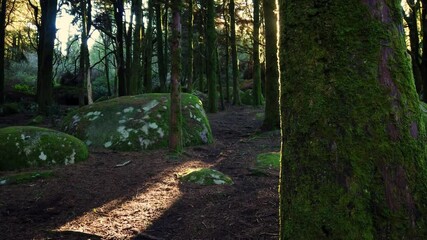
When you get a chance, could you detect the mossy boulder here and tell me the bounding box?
[62,93,213,151]
[179,168,233,185]
[0,126,89,171]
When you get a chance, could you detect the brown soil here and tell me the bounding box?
[0,105,280,240]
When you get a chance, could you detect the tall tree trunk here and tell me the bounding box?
[187,0,194,93]
[169,0,183,153]
[114,0,127,96]
[125,4,134,94]
[279,0,427,238]
[217,49,225,110]
[129,0,143,95]
[164,4,169,90]
[144,0,154,93]
[206,0,217,113]
[79,0,92,106]
[252,0,262,106]
[261,0,279,130]
[230,0,240,105]
[36,0,57,114]
[404,0,422,93]
[0,0,6,105]
[223,0,230,103]
[156,1,167,92]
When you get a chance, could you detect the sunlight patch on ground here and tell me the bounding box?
[56,160,212,239]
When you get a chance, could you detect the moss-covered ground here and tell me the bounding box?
[0,171,54,185]
[179,168,233,185]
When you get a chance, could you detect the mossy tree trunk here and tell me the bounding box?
[230,0,241,105]
[169,0,183,153]
[0,0,6,105]
[261,0,279,130]
[164,4,169,90]
[206,0,218,113]
[252,0,262,106]
[34,0,57,114]
[403,0,422,94]
[156,1,167,93]
[279,0,427,238]
[144,0,154,93]
[114,0,127,96]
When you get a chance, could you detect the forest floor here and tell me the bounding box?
[0,105,280,240]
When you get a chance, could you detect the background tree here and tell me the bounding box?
[206,0,217,113]
[143,0,154,93]
[169,0,182,153]
[0,0,7,105]
[129,0,143,95]
[113,0,126,96]
[186,0,193,92]
[279,0,427,238]
[156,0,166,92]
[29,0,58,114]
[229,0,240,105]
[251,0,261,106]
[261,0,279,130]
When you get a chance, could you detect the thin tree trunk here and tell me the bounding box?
[114,0,126,96]
[206,0,217,113]
[252,0,262,106]
[164,4,169,90]
[279,0,427,238]
[125,3,134,94]
[223,0,230,103]
[187,0,194,93]
[230,0,240,105]
[404,0,422,93]
[156,1,166,92]
[144,0,154,93]
[0,0,6,105]
[129,0,142,95]
[261,0,279,130]
[217,49,225,110]
[169,0,183,153]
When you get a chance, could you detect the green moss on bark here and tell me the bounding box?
[279,0,427,239]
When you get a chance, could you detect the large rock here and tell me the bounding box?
[62,93,213,151]
[0,126,89,171]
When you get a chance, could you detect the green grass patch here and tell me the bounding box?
[179,168,233,185]
[0,171,54,185]
[256,152,280,170]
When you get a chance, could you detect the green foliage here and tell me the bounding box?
[0,171,53,185]
[256,152,280,170]
[13,83,35,95]
[0,126,89,171]
[5,52,38,85]
[179,168,233,185]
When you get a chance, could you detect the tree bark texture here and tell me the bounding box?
[279,0,427,238]
[261,0,279,130]
[156,2,167,92]
[252,0,262,106]
[144,0,154,93]
[114,0,127,96]
[187,0,194,93]
[36,0,57,114]
[207,0,218,113]
[0,0,6,105]
[169,0,183,153]
[404,0,422,93]
[230,0,241,105]
[129,0,143,95]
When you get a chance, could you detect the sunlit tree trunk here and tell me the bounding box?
[35,0,57,114]
[261,0,279,130]
[404,0,422,93]
[230,0,240,105]
[0,0,6,105]
[279,0,427,238]
[169,0,183,153]
[207,0,218,113]
[252,0,262,106]
[144,0,154,93]
[114,0,127,96]
[156,1,167,92]
[129,0,143,95]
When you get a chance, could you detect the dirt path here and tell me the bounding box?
[0,105,280,240]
